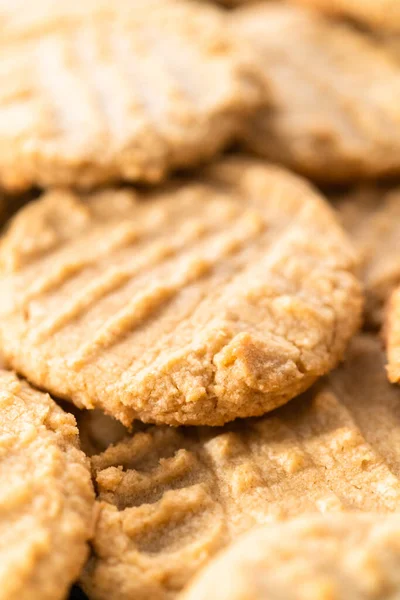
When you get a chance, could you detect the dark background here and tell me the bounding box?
[70,586,88,600]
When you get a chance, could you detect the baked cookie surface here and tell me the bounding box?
[181,513,400,600]
[0,0,261,191]
[234,3,400,182]
[81,336,400,600]
[0,157,361,425]
[0,370,94,600]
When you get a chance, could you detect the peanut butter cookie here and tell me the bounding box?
[0,157,361,425]
[181,513,400,600]
[0,370,94,600]
[0,0,261,191]
[234,3,400,182]
[81,336,400,600]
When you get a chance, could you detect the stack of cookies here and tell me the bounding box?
[0,1,400,599]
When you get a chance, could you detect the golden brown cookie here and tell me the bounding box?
[0,370,94,600]
[233,3,400,182]
[81,335,400,600]
[0,0,262,192]
[0,156,361,426]
[181,513,400,600]
[291,0,400,33]
[335,186,400,327]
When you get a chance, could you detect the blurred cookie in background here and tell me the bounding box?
[233,3,400,182]
[0,0,262,191]
[180,513,400,600]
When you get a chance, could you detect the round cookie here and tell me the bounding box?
[81,336,400,600]
[335,186,400,327]
[291,0,400,33]
[0,156,362,425]
[0,0,262,191]
[181,513,400,600]
[0,370,94,600]
[233,3,400,182]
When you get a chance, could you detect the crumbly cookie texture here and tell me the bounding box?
[0,0,262,192]
[335,186,400,327]
[0,370,94,600]
[180,513,400,600]
[233,3,400,182]
[0,156,362,426]
[291,0,400,33]
[81,335,400,600]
